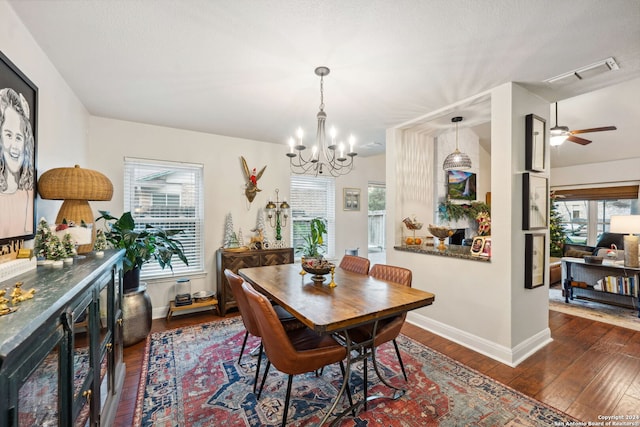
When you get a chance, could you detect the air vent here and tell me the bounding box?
[544,57,619,85]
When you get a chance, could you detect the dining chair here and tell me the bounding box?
[339,254,371,275]
[242,282,352,427]
[223,269,301,393]
[348,263,412,404]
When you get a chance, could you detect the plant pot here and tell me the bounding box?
[122,283,152,346]
[52,260,64,268]
[123,267,141,293]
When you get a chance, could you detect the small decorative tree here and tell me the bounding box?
[46,234,67,261]
[61,233,77,259]
[34,218,53,259]
[549,192,566,257]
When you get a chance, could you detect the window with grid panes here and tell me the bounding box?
[290,175,335,259]
[124,157,204,278]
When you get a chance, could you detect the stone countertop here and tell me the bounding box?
[0,249,123,360]
[394,244,491,262]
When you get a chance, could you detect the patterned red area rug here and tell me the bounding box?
[134,317,576,426]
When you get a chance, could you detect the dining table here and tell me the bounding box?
[239,262,435,426]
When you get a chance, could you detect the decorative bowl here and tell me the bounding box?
[301,258,334,283]
[427,225,453,239]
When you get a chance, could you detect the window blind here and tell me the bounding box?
[553,185,639,201]
[290,175,336,258]
[124,157,204,279]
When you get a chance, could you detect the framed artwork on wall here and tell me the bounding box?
[522,173,548,230]
[525,233,546,289]
[343,187,360,211]
[0,50,38,246]
[525,113,546,172]
[447,170,476,200]
[470,236,485,256]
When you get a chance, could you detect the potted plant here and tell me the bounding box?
[95,211,189,292]
[296,217,327,259]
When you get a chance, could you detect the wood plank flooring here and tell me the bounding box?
[114,309,640,426]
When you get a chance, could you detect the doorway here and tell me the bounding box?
[368,182,386,264]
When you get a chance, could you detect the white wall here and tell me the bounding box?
[87,116,383,317]
[1,2,90,226]
[551,157,640,188]
[386,83,551,366]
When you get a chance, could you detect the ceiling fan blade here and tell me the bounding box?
[567,135,592,145]
[570,126,617,135]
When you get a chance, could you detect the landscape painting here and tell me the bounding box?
[447,171,476,200]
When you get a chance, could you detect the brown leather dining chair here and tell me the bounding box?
[242,281,352,427]
[348,263,412,403]
[339,254,371,275]
[223,269,301,393]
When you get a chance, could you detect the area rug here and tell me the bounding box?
[549,286,640,332]
[133,317,576,426]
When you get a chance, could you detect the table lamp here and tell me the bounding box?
[609,215,640,268]
[38,165,113,254]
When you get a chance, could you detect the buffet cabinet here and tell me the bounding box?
[0,250,125,426]
[216,247,293,316]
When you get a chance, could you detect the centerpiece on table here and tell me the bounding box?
[296,218,335,285]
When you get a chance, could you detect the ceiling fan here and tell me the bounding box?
[550,102,617,146]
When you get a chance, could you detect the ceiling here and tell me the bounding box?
[8,0,640,168]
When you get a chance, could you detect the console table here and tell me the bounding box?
[216,247,293,316]
[0,250,125,426]
[562,257,640,317]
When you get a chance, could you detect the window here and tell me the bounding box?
[290,175,335,259]
[554,185,639,245]
[124,158,204,278]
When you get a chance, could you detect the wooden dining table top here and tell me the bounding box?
[238,263,435,335]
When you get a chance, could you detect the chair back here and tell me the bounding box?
[241,282,302,373]
[369,264,412,287]
[224,269,261,337]
[339,255,371,275]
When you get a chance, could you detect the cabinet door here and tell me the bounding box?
[219,252,260,314]
[261,249,293,266]
[9,326,66,426]
[69,292,94,426]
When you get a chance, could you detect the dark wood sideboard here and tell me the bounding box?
[0,250,125,426]
[216,247,293,316]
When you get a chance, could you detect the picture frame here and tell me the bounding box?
[525,233,546,289]
[470,236,485,256]
[343,188,360,211]
[522,173,548,230]
[447,170,476,200]
[525,113,546,172]
[480,237,491,257]
[0,50,38,246]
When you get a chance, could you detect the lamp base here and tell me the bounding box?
[623,235,639,268]
[56,200,95,254]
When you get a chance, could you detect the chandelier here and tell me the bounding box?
[443,116,472,171]
[286,66,357,176]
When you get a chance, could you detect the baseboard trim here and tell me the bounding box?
[406,311,552,367]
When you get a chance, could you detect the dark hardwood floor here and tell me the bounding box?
[114,309,640,426]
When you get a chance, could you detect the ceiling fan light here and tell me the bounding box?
[550,134,568,146]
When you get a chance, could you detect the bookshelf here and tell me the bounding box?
[562,257,640,318]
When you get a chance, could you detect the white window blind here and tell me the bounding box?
[290,175,335,259]
[124,157,204,279]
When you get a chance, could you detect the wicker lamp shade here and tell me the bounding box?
[38,165,113,254]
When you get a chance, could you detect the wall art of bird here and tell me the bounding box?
[241,156,266,203]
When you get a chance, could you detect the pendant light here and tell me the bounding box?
[443,116,472,171]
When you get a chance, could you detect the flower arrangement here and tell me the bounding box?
[476,212,491,236]
[438,201,490,222]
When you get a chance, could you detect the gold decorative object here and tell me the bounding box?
[241,156,266,203]
[328,266,337,288]
[10,281,36,304]
[0,290,17,316]
[37,165,113,253]
[428,224,454,251]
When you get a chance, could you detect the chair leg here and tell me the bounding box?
[392,339,408,381]
[253,342,263,394]
[238,331,249,364]
[339,361,355,416]
[257,360,271,400]
[281,374,294,427]
[363,353,368,411]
